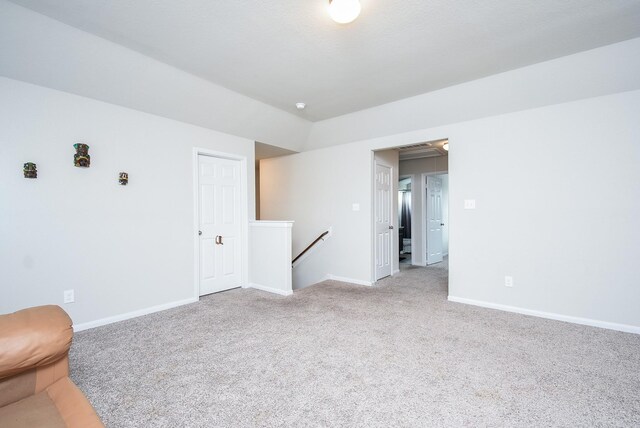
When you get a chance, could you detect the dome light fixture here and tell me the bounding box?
[443,141,449,151]
[328,0,362,24]
[296,102,306,110]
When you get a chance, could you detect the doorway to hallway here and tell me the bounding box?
[372,138,449,286]
[398,177,412,265]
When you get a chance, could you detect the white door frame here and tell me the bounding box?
[421,171,448,267]
[192,148,249,299]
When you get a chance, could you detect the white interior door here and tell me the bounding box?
[198,155,242,295]
[426,176,443,265]
[375,164,392,280]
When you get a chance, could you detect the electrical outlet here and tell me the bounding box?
[63,289,75,304]
[504,276,513,288]
[464,199,476,210]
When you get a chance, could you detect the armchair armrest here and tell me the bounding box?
[0,305,73,380]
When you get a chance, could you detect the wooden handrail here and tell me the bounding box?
[292,231,330,265]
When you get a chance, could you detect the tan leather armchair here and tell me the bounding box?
[0,305,104,428]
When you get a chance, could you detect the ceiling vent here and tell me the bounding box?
[396,140,448,160]
[396,142,433,151]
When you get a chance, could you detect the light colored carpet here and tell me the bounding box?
[70,261,640,427]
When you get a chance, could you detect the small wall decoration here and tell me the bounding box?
[23,162,37,178]
[73,143,91,167]
[119,172,129,185]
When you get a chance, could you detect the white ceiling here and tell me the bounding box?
[8,0,640,121]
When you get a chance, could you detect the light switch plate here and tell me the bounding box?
[464,199,476,210]
[352,203,360,212]
[63,289,74,304]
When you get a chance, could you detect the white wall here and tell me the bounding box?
[260,143,373,287]
[260,88,640,331]
[2,0,639,333]
[249,221,293,296]
[0,0,310,152]
[0,77,255,326]
[306,38,640,150]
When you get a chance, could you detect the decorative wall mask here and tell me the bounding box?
[73,143,90,167]
[23,162,37,178]
[119,172,128,185]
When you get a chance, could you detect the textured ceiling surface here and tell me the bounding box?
[9,0,640,121]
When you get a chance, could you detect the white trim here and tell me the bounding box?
[447,296,640,335]
[193,148,249,299]
[370,151,376,284]
[421,173,427,266]
[326,274,373,287]
[73,298,198,332]
[248,283,293,296]
[249,220,294,228]
[392,268,400,274]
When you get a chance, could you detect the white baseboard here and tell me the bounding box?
[326,274,373,287]
[73,297,199,332]
[392,269,400,275]
[248,283,293,296]
[447,295,640,335]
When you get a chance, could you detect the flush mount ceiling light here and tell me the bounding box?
[328,0,361,24]
[296,102,306,110]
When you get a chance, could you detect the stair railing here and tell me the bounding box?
[292,230,330,266]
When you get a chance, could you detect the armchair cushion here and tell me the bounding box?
[0,377,103,428]
[0,306,73,380]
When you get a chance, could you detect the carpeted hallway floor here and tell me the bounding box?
[70,261,640,427]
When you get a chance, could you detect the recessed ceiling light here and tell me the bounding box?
[296,102,306,110]
[328,0,361,24]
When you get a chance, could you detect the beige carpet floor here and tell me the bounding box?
[70,261,640,427]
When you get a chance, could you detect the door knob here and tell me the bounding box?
[389,225,394,230]
[215,235,224,245]
[198,230,202,236]
[440,223,445,226]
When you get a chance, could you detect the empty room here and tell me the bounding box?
[1,1,639,427]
